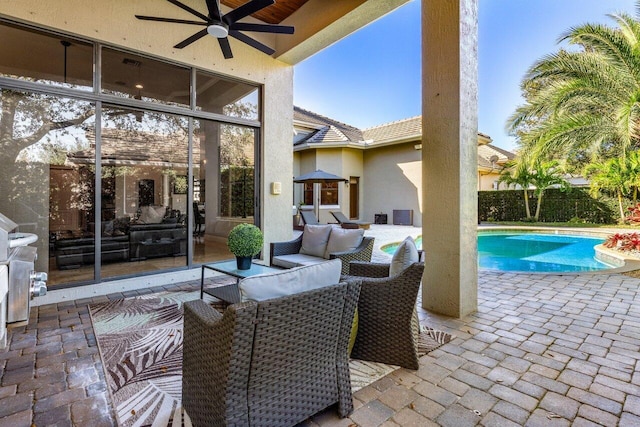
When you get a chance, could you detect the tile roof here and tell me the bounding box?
[362,116,422,144]
[477,143,515,170]
[294,106,517,170]
[67,128,207,166]
[293,106,363,144]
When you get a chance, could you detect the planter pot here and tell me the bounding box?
[236,256,252,270]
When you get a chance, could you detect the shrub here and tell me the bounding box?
[227,223,263,257]
[604,232,640,252]
[626,204,640,224]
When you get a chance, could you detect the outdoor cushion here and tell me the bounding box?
[324,226,365,259]
[389,236,419,277]
[239,259,342,302]
[299,224,333,257]
[271,253,327,269]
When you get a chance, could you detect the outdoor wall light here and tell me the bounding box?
[271,182,282,195]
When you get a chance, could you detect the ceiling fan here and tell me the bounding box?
[135,0,294,59]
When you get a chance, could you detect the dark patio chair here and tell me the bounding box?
[300,210,321,225]
[343,261,424,369]
[330,211,371,230]
[182,280,361,426]
[193,202,204,236]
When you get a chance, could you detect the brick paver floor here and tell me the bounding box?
[2,268,640,426]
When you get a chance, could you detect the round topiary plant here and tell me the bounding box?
[227,223,264,257]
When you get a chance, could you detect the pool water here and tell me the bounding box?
[382,232,613,272]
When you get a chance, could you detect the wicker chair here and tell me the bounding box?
[345,261,424,370]
[270,235,375,275]
[182,280,361,426]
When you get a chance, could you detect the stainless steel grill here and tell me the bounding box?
[0,213,47,328]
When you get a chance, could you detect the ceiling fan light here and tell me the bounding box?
[207,23,229,38]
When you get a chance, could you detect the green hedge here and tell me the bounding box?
[478,188,629,224]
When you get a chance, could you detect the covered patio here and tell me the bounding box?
[4,0,627,425]
[3,225,639,425]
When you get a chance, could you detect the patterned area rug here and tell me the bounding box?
[90,286,452,427]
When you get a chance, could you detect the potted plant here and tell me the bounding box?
[227,223,264,270]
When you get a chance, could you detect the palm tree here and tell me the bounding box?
[528,160,571,221]
[584,157,632,222]
[498,160,535,220]
[626,149,640,203]
[500,159,570,221]
[507,6,640,162]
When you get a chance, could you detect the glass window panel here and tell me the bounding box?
[321,182,338,205]
[100,106,189,278]
[0,22,93,90]
[193,119,258,264]
[196,71,259,120]
[304,183,313,206]
[0,89,95,287]
[102,48,190,108]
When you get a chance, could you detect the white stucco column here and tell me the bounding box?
[162,172,170,207]
[421,0,478,318]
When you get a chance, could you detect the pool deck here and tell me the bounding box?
[3,224,640,426]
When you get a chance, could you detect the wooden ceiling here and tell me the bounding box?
[220,0,308,24]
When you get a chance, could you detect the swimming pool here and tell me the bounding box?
[381,232,614,272]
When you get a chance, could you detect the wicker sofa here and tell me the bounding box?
[182,279,361,426]
[270,225,374,275]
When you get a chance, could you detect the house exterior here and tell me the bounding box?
[293,107,514,227]
[477,142,517,190]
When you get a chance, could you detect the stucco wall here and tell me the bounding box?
[478,171,500,191]
[363,143,422,226]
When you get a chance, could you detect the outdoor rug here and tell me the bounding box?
[90,285,452,427]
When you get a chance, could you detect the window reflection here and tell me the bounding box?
[98,107,189,278]
[193,119,257,264]
[196,71,259,120]
[0,22,93,90]
[0,90,95,286]
[102,48,191,108]
[0,20,263,287]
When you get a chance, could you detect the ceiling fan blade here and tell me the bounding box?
[218,37,233,59]
[205,0,222,21]
[223,0,274,25]
[174,29,209,49]
[229,29,275,55]
[232,22,294,34]
[135,15,208,26]
[166,0,210,22]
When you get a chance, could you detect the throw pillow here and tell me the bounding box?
[138,206,165,224]
[348,309,358,356]
[299,224,333,258]
[239,259,342,302]
[102,220,114,237]
[389,236,419,277]
[324,226,364,259]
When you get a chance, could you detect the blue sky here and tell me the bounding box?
[293,0,635,152]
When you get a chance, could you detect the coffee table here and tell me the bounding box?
[200,259,282,303]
